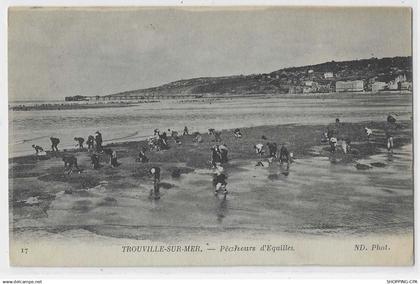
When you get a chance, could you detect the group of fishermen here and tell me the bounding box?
[31,130,122,175]
[322,115,397,156]
[30,113,399,198]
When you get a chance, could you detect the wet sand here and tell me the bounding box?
[9,121,413,242]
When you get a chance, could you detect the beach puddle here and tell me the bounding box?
[12,144,413,240]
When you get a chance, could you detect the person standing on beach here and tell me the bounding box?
[91,153,100,169]
[219,144,229,163]
[50,137,60,152]
[183,126,189,136]
[279,145,291,166]
[150,167,161,199]
[159,132,168,149]
[86,135,95,150]
[385,118,397,153]
[103,148,113,164]
[266,142,278,158]
[214,131,222,142]
[110,150,119,167]
[74,137,85,149]
[95,131,103,152]
[211,145,222,168]
[329,137,338,153]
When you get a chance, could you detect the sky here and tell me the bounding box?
[8,7,412,101]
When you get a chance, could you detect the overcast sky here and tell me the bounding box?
[9,7,412,101]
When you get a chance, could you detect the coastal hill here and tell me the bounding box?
[105,56,412,98]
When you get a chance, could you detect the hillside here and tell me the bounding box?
[105,56,412,98]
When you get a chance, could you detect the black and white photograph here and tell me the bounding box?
[8,6,413,266]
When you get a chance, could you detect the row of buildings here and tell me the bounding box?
[287,72,412,94]
[65,67,413,101]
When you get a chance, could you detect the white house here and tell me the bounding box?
[324,72,334,79]
[336,80,364,92]
[372,82,387,92]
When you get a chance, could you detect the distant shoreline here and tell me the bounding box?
[8,101,158,111]
[9,91,412,111]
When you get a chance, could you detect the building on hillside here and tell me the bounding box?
[302,81,319,93]
[388,74,407,90]
[303,86,312,93]
[64,95,89,101]
[317,83,332,93]
[335,80,364,92]
[308,69,314,74]
[288,86,303,94]
[324,72,334,79]
[372,82,387,92]
[399,81,412,91]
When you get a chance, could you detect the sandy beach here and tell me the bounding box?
[9,120,413,243]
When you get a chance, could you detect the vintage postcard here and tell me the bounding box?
[8,6,413,266]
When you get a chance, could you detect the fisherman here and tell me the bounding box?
[321,131,329,143]
[266,142,278,158]
[183,126,189,136]
[74,137,85,149]
[279,145,291,165]
[91,153,100,169]
[343,138,351,154]
[214,131,222,142]
[86,135,95,150]
[329,137,338,153]
[254,143,264,157]
[171,131,181,144]
[387,114,397,124]
[211,145,222,168]
[364,127,373,141]
[103,148,113,163]
[137,147,149,163]
[208,128,222,142]
[160,132,168,148]
[385,121,396,153]
[110,150,119,167]
[62,155,80,175]
[213,166,228,195]
[50,137,60,152]
[153,129,160,137]
[150,167,161,199]
[233,128,242,138]
[157,136,167,150]
[32,144,44,155]
[219,144,229,163]
[193,132,203,143]
[173,136,181,145]
[95,131,103,152]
